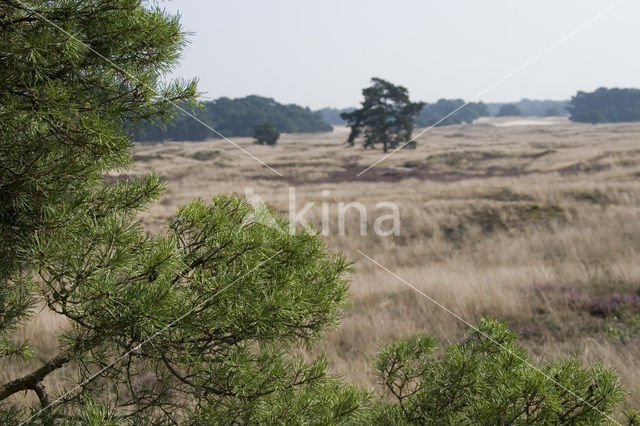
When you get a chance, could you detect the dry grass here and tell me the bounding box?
[9,117,640,413]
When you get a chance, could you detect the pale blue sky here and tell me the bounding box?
[164,0,640,109]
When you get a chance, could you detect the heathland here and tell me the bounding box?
[11,116,640,411]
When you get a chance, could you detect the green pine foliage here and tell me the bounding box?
[27,193,364,423]
[371,318,624,425]
[0,1,364,423]
[0,0,198,286]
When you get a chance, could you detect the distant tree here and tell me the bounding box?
[544,108,561,117]
[414,99,489,127]
[497,104,522,117]
[470,101,491,117]
[509,99,569,117]
[569,87,640,123]
[253,121,280,145]
[341,78,424,152]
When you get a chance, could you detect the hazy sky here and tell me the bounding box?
[164,0,639,109]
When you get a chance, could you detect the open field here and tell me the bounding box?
[9,117,640,413]
[132,116,640,410]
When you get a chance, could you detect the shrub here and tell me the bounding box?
[253,121,280,145]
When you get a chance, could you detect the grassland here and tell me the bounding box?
[9,116,640,412]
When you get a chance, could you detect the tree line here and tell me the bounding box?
[487,98,569,117]
[569,87,640,123]
[322,101,491,127]
[132,95,331,142]
[342,80,640,151]
[132,97,570,145]
[414,98,490,127]
[131,87,639,146]
[321,99,570,126]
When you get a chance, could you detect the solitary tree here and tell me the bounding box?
[341,78,424,152]
[497,104,522,117]
[253,120,280,145]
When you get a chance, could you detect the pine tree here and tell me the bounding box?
[0,1,367,423]
[341,78,424,152]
